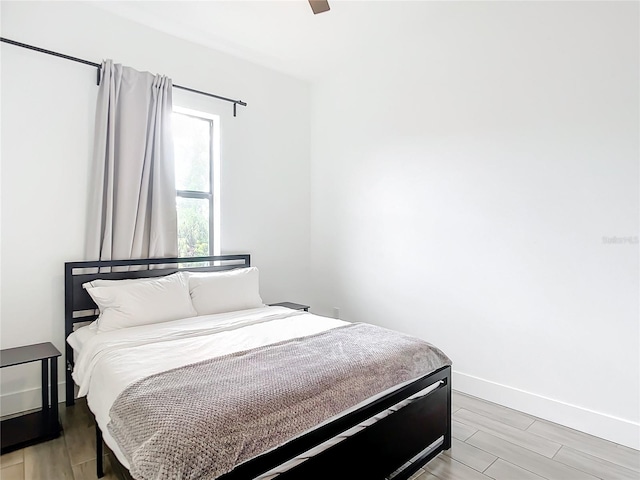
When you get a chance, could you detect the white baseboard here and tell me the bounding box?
[453,370,640,450]
[1,382,67,417]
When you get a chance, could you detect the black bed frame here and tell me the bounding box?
[64,255,451,480]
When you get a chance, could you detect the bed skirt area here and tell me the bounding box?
[94,365,452,480]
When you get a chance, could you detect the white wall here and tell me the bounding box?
[310,1,639,448]
[0,1,310,414]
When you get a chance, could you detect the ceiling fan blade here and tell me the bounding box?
[309,0,330,14]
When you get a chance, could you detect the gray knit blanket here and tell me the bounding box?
[108,323,451,480]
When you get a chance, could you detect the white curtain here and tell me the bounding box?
[86,60,178,261]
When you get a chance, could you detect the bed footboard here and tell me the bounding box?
[277,375,450,479]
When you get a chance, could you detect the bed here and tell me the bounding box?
[64,255,452,480]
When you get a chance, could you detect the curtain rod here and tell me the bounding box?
[0,37,247,117]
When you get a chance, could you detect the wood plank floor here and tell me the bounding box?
[1,391,638,480]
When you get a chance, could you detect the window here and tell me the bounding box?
[172,108,220,257]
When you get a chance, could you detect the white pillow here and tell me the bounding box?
[188,267,264,316]
[86,272,197,332]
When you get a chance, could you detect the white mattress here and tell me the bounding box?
[68,306,442,478]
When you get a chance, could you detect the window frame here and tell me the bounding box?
[173,107,221,256]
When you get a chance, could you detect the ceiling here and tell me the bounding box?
[92,1,424,81]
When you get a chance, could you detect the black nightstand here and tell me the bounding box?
[268,302,310,312]
[1,342,62,454]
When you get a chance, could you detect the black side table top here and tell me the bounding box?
[268,302,310,311]
[1,342,61,368]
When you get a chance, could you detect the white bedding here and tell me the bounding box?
[69,306,348,470]
[70,306,446,478]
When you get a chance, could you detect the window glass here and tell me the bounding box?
[177,197,210,258]
[173,113,210,192]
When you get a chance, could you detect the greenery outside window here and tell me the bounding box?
[173,108,220,257]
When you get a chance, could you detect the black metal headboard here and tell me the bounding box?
[64,254,250,405]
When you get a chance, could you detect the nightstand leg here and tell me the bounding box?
[41,359,48,411]
[51,357,58,422]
